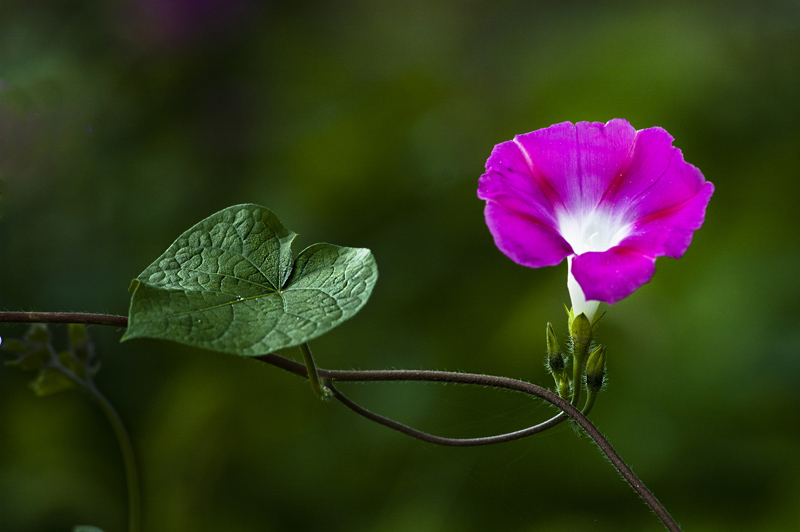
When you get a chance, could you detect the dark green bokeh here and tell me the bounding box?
[1,1,798,531]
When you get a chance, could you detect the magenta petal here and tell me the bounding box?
[623,180,715,258]
[621,139,709,223]
[571,247,656,304]
[479,140,559,223]
[513,119,637,213]
[573,119,638,211]
[598,126,675,209]
[483,202,573,268]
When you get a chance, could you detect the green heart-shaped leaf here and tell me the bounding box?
[122,204,378,355]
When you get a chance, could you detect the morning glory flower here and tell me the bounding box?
[478,119,714,321]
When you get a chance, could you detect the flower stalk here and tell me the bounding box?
[568,311,594,407]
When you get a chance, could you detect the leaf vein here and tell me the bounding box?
[173,292,276,317]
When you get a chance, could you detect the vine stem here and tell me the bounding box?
[0,312,127,328]
[84,381,141,532]
[1,311,681,532]
[328,382,567,446]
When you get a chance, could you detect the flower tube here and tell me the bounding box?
[478,119,714,321]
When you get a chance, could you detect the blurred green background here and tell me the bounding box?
[1,0,799,530]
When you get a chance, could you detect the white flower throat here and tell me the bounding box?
[558,208,632,321]
[557,208,631,255]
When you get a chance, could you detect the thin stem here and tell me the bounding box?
[299,343,328,398]
[0,311,128,328]
[85,381,142,532]
[52,359,141,532]
[571,352,585,407]
[581,389,598,416]
[326,379,567,446]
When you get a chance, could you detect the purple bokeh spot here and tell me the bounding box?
[122,0,259,51]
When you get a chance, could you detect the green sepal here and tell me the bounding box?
[122,204,378,356]
[585,345,607,392]
[545,322,565,375]
[569,312,593,360]
[557,377,572,399]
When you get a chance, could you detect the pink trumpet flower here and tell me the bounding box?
[478,119,714,321]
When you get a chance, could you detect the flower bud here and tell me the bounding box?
[545,323,571,397]
[585,345,607,392]
[545,323,565,375]
[569,311,593,359]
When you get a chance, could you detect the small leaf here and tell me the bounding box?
[123,204,378,355]
[68,323,100,377]
[2,324,53,371]
[1,339,30,353]
[73,526,105,532]
[4,345,50,371]
[58,350,86,379]
[25,323,50,344]
[69,324,88,353]
[29,367,77,396]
